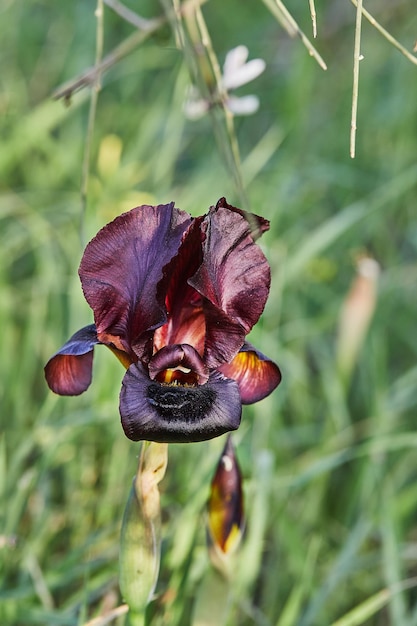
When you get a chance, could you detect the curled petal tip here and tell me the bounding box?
[45,353,93,396]
[214,197,270,240]
[44,325,99,396]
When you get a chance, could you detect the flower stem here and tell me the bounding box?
[119,442,168,621]
[125,610,146,626]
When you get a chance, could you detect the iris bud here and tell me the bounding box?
[207,435,244,572]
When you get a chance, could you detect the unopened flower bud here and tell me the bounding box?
[207,435,244,560]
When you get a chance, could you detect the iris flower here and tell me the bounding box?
[45,198,281,443]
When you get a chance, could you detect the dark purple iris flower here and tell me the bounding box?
[45,198,281,443]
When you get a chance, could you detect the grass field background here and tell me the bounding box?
[1,1,417,624]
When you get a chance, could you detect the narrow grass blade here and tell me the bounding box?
[285,164,417,283]
[192,568,231,626]
[276,536,321,626]
[300,520,371,625]
[330,589,391,626]
[331,577,417,626]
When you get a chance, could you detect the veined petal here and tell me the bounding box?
[218,342,281,404]
[189,204,271,368]
[44,325,99,396]
[120,365,241,443]
[154,218,206,355]
[79,204,192,358]
[214,197,270,241]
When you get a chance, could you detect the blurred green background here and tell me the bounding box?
[1,0,417,624]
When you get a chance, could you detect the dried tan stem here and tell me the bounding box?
[308,0,317,38]
[351,0,417,66]
[350,0,363,159]
[262,0,327,70]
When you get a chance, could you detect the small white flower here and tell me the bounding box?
[184,45,266,120]
[226,95,260,116]
[183,86,209,120]
[222,45,266,90]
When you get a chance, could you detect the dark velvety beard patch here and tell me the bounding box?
[147,383,216,422]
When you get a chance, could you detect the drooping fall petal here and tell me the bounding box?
[218,342,281,404]
[79,204,192,358]
[119,365,241,443]
[208,435,244,555]
[189,205,271,368]
[44,325,99,395]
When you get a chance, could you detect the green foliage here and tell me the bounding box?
[1,1,417,624]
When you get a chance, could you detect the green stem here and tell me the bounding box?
[80,0,104,246]
[119,443,168,620]
[126,609,146,626]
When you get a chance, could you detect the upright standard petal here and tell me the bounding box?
[218,342,281,404]
[154,218,206,355]
[79,204,192,358]
[189,204,271,368]
[215,197,270,241]
[44,325,99,396]
[120,364,241,443]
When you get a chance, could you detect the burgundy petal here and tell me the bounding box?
[120,364,241,443]
[148,344,209,384]
[79,204,192,358]
[218,342,281,404]
[153,218,206,355]
[189,205,271,367]
[44,325,99,396]
[215,197,270,241]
